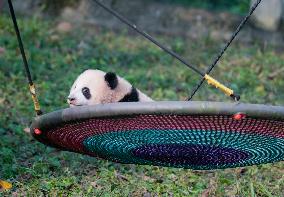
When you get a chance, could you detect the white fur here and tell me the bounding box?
[68,69,153,107]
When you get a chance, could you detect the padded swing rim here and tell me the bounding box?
[31,101,284,134]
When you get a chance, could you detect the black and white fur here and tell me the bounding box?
[67,69,153,107]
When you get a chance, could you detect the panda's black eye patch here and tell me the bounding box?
[82,87,91,99]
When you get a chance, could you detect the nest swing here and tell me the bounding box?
[8,0,284,170]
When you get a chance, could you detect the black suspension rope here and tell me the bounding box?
[92,0,242,100]
[8,0,42,115]
[92,0,204,76]
[8,0,33,85]
[188,0,262,101]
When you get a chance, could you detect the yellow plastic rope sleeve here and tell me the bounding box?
[29,84,41,112]
[204,74,234,96]
[0,180,12,190]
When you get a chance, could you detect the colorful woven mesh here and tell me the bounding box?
[40,114,284,170]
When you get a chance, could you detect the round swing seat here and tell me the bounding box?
[31,101,284,170]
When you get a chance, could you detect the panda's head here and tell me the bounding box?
[67,69,121,107]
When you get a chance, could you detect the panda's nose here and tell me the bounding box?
[68,97,75,102]
[67,96,76,104]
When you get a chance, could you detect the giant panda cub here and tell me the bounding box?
[67,69,153,107]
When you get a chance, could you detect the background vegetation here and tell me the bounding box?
[159,0,250,13]
[42,0,250,15]
[0,10,284,196]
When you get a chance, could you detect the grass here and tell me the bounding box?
[0,14,284,196]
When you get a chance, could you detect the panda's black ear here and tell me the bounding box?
[105,72,118,90]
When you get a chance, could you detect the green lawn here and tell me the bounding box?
[0,15,284,196]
